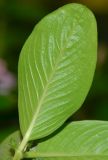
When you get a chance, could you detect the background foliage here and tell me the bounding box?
[0,0,108,143]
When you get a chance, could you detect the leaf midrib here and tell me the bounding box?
[17,22,74,156]
[25,41,68,141]
[27,47,62,139]
[24,151,108,158]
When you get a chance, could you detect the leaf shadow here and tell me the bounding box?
[28,122,69,151]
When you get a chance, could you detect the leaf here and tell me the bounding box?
[25,121,108,160]
[0,131,21,160]
[18,3,97,141]
[0,127,17,143]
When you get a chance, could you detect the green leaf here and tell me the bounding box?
[0,131,21,160]
[0,127,17,143]
[18,3,97,141]
[25,121,108,160]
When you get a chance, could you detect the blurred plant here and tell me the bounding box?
[0,59,16,95]
[67,0,108,13]
[0,58,17,113]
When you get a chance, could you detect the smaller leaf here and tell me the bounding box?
[25,121,108,160]
[0,131,21,160]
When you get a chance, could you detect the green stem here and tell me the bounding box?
[13,113,36,160]
[13,133,29,160]
[13,150,23,160]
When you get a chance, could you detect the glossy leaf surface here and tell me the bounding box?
[18,3,97,140]
[25,121,108,160]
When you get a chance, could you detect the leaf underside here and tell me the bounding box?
[18,3,97,141]
[25,121,108,160]
[0,131,21,160]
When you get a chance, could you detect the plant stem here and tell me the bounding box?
[13,133,29,160]
[13,150,23,160]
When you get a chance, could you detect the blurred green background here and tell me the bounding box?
[0,0,108,142]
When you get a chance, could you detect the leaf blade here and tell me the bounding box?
[0,131,21,160]
[25,121,108,160]
[18,3,97,140]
